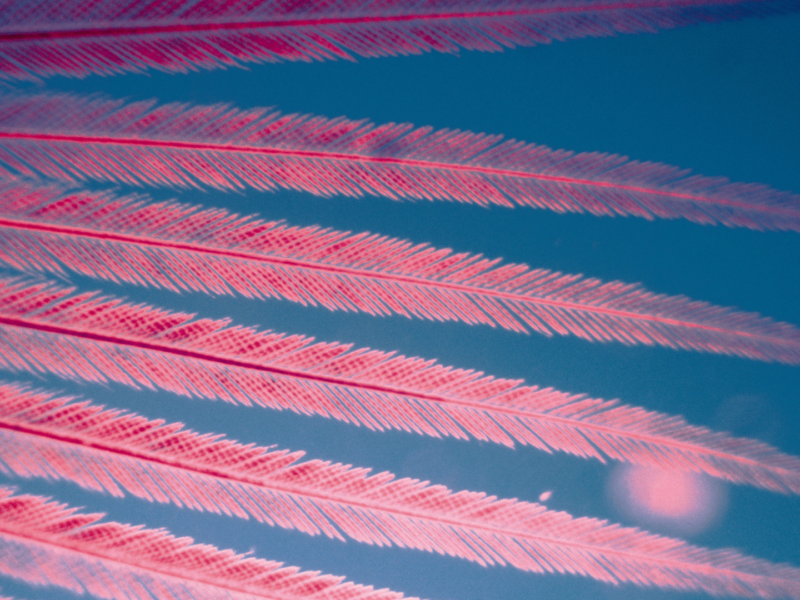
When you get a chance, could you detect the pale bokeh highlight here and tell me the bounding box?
[608,465,728,536]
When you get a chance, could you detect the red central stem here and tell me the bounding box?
[0,0,757,42]
[0,311,786,467]
[0,130,794,215]
[0,215,776,339]
[0,421,776,583]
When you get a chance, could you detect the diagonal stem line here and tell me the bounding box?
[0,314,787,469]
[0,484,781,586]
[0,524,304,600]
[0,226,785,340]
[0,216,794,344]
[0,131,796,215]
[0,0,765,42]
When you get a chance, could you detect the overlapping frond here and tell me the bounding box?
[3,181,799,343]
[2,380,800,568]
[0,94,798,231]
[0,4,795,600]
[0,0,793,81]
[2,486,800,598]
[0,487,413,600]
[0,281,799,492]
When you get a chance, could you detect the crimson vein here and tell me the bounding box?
[0,312,790,472]
[0,0,760,42]
[0,130,785,213]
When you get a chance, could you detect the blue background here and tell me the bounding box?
[2,10,800,600]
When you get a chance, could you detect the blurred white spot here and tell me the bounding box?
[607,465,727,535]
[538,490,552,502]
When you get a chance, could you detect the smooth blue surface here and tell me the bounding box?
[2,11,800,600]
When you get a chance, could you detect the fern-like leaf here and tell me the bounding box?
[1,380,800,572]
[0,93,798,231]
[0,280,799,492]
[3,181,799,342]
[2,485,800,597]
[0,0,793,81]
[0,487,413,600]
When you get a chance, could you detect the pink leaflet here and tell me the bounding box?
[0,487,412,600]
[0,0,793,80]
[0,188,798,358]
[1,485,800,597]
[0,94,798,230]
[0,282,799,493]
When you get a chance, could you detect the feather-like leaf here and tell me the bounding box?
[0,0,794,81]
[2,485,800,598]
[2,379,800,575]
[0,280,799,493]
[3,181,800,344]
[0,487,413,600]
[0,94,798,231]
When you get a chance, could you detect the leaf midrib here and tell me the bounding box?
[0,0,758,41]
[2,130,795,216]
[0,421,779,585]
[0,313,786,472]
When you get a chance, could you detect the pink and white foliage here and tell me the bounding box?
[1,379,800,571]
[3,181,800,343]
[2,484,800,598]
[0,487,413,600]
[0,280,799,492]
[0,0,793,81]
[0,94,798,231]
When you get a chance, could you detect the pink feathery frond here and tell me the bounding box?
[0,0,794,81]
[0,280,799,493]
[2,486,800,598]
[0,94,797,231]
[0,487,414,600]
[2,180,800,346]
[1,377,800,574]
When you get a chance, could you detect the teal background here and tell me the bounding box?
[2,11,800,600]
